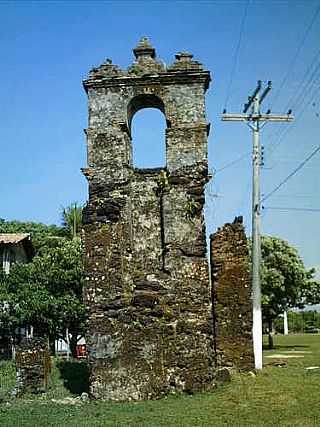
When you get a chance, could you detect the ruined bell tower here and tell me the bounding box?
[82,38,214,400]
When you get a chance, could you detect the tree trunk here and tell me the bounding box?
[66,328,70,360]
[10,334,15,360]
[69,332,78,358]
[68,327,79,358]
[49,334,56,356]
[268,318,274,349]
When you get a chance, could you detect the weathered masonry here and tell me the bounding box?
[15,337,51,396]
[82,38,214,400]
[210,219,254,371]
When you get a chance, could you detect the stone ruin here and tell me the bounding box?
[82,37,253,401]
[210,218,254,371]
[15,337,51,396]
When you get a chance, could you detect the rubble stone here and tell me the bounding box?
[82,38,213,400]
[210,219,254,371]
[15,337,51,396]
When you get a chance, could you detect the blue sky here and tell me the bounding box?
[1,0,319,272]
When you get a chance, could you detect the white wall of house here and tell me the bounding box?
[2,247,11,274]
[55,336,86,353]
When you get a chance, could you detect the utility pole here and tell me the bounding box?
[221,80,294,370]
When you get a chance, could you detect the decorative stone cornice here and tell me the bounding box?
[83,71,211,93]
[128,37,165,76]
[132,37,156,59]
[168,52,204,72]
[83,38,210,91]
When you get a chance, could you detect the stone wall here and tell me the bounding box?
[15,337,51,396]
[82,38,214,400]
[210,218,254,371]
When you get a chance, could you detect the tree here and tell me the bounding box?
[0,219,67,253]
[302,279,320,306]
[261,235,314,348]
[0,237,85,357]
[61,202,83,239]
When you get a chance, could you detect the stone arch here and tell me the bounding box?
[127,94,166,132]
[130,107,167,168]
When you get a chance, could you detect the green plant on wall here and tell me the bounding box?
[156,170,170,195]
[185,197,200,220]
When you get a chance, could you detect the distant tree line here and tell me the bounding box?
[274,311,320,334]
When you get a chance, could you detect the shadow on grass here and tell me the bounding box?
[56,360,89,395]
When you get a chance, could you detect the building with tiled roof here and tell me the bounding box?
[0,233,34,274]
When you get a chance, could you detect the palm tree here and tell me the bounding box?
[61,202,83,239]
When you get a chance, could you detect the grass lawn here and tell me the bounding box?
[1,334,320,426]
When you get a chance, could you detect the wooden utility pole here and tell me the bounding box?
[221,80,294,369]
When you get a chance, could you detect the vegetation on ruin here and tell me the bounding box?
[1,334,320,426]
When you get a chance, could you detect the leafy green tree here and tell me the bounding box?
[261,236,314,347]
[0,219,66,253]
[61,202,83,240]
[0,237,85,357]
[0,269,20,336]
[302,279,320,305]
[0,219,67,352]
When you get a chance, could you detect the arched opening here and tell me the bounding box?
[130,107,167,169]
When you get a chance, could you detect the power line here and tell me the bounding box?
[222,8,320,170]
[270,3,320,109]
[215,151,251,173]
[224,0,249,109]
[265,73,320,160]
[286,52,320,112]
[261,145,320,203]
[269,60,320,148]
[268,193,317,198]
[263,207,320,212]
[265,43,320,156]
[237,175,252,225]
[222,80,293,371]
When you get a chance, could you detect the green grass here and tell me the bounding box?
[0,360,15,398]
[1,334,320,426]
